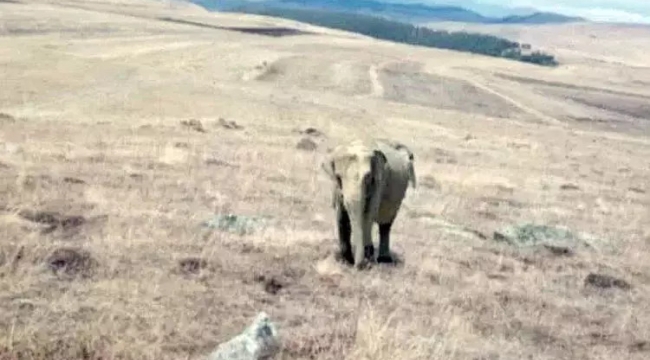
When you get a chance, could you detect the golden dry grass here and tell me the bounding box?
[1,1,649,359]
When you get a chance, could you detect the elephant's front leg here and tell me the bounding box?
[377,221,394,263]
[336,204,353,265]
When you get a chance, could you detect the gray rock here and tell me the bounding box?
[492,223,611,254]
[296,137,318,151]
[201,214,270,235]
[494,224,576,248]
[207,312,280,360]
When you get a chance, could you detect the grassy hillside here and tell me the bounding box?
[1,1,649,360]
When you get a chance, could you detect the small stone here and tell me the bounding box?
[254,275,284,295]
[207,312,280,360]
[178,257,207,275]
[180,119,206,132]
[560,183,580,191]
[542,244,573,256]
[296,138,317,151]
[63,177,86,184]
[584,273,631,290]
[300,127,323,137]
[217,118,243,130]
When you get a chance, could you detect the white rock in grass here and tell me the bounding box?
[207,312,280,360]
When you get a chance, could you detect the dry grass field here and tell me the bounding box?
[1,1,649,359]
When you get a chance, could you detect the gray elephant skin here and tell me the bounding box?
[321,138,416,269]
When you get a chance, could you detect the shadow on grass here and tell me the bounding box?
[157,17,315,37]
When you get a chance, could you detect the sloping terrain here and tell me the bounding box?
[0,1,649,360]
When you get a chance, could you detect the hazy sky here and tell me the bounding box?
[459,0,650,23]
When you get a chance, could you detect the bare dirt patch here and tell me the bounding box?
[17,209,86,232]
[0,113,16,122]
[493,72,650,99]
[379,62,523,118]
[46,247,96,278]
[249,55,374,96]
[492,72,650,134]
[564,91,650,119]
[584,273,632,290]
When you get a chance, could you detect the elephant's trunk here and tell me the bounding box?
[362,174,375,216]
[348,205,373,268]
[348,173,380,267]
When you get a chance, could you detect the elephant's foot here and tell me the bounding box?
[350,245,375,270]
[336,249,354,265]
[353,258,373,270]
[377,254,394,264]
[363,244,375,261]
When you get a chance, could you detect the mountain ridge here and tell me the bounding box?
[190,0,586,24]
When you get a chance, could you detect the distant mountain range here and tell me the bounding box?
[498,11,586,24]
[190,0,586,24]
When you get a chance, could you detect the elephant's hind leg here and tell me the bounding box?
[377,221,394,263]
[337,205,354,265]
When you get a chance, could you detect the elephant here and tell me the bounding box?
[321,138,416,269]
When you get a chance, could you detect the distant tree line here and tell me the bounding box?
[228,6,559,67]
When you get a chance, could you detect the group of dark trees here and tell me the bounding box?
[227,6,559,67]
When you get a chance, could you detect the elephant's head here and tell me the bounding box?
[321,147,388,213]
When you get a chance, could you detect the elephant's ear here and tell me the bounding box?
[321,157,342,208]
[396,144,416,189]
[408,161,416,189]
